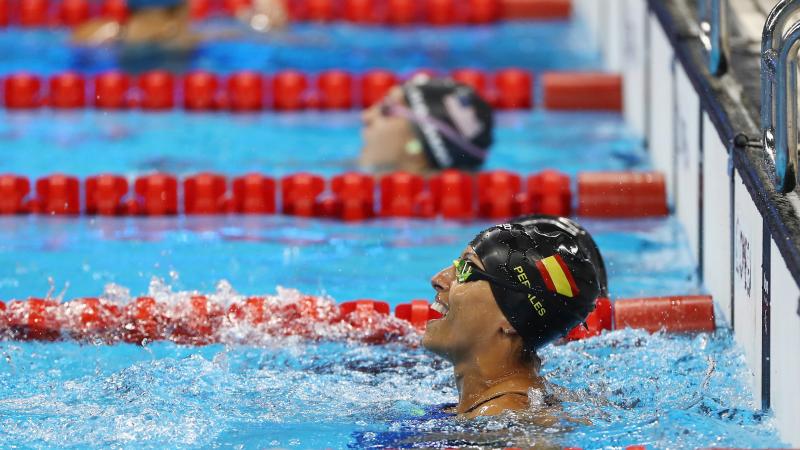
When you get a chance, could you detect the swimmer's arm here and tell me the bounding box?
[71,19,122,45]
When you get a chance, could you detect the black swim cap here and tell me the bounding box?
[470,223,600,350]
[401,77,493,170]
[512,215,609,297]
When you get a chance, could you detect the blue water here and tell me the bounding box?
[0,216,696,305]
[0,329,785,448]
[0,13,787,450]
[0,110,646,177]
[0,21,602,75]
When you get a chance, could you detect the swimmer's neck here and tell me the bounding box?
[451,350,543,415]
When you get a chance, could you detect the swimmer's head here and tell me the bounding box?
[360,76,494,173]
[423,223,600,360]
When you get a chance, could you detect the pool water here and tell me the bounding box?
[0,21,602,75]
[0,110,646,178]
[0,13,789,450]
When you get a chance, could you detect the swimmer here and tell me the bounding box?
[71,0,288,47]
[360,76,494,174]
[423,222,601,419]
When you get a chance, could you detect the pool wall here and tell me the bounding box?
[575,0,800,445]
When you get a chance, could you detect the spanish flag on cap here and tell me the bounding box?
[535,254,580,298]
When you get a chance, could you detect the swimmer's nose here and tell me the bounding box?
[431,265,455,292]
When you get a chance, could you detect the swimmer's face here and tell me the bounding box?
[422,246,511,359]
[359,87,417,170]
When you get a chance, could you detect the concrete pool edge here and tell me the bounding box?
[576,0,800,445]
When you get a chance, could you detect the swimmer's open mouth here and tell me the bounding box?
[431,298,449,317]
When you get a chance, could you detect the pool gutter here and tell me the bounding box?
[575,0,800,445]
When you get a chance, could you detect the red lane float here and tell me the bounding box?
[388,0,417,24]
[94,71,131,109]
[426,0,457,26]
[614,296,715,334]
[395,300,442,328]
[273,70,309,111]
[36,174,80,215]
[58,0,90,26]
[232,173,276,214]
[4,73,42,109]
[542,72,623,111]
[226,71,264,111]
[0,170,667,219]
[183,71,220,111]
[577,171,668,218]
[281,173,325,217]
[339,300,390,316]
[170,295,224,345]
[138,71,175,110]
[0,0,8,27]
[430,170,475,220]
[62,297,121,341]
[6,298,60,341]
[223,0,252,15]
[0,175,30,214]
[19,0,49,27]
[134,173,179,215]
[317,70,353,110]
[528,169,572,217]
[477,170,525,219]
[3,69,552,111]
[500,0,571,20]
[0,294,715,345]
[1,0,573,26]
[85,174,128,215]
[566,297,611,340]
[345,0,382,24]
[121,297,167,344]
[100,0,128,22]
[494,68,533,109]
[184,172,228,214]
[306,0,336,22]
[49,72,86,109]
[469,0,500,23]
[379,171,425,217]
[451,69,489,100]
[189,0,213,20]
[331,172,375,221]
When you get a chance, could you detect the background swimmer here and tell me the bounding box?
[423,222,601,419]
[71,0,289,48]
[360,76,494,174]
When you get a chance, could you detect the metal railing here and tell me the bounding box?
[761,0,800,193]
[699,0,730,75]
